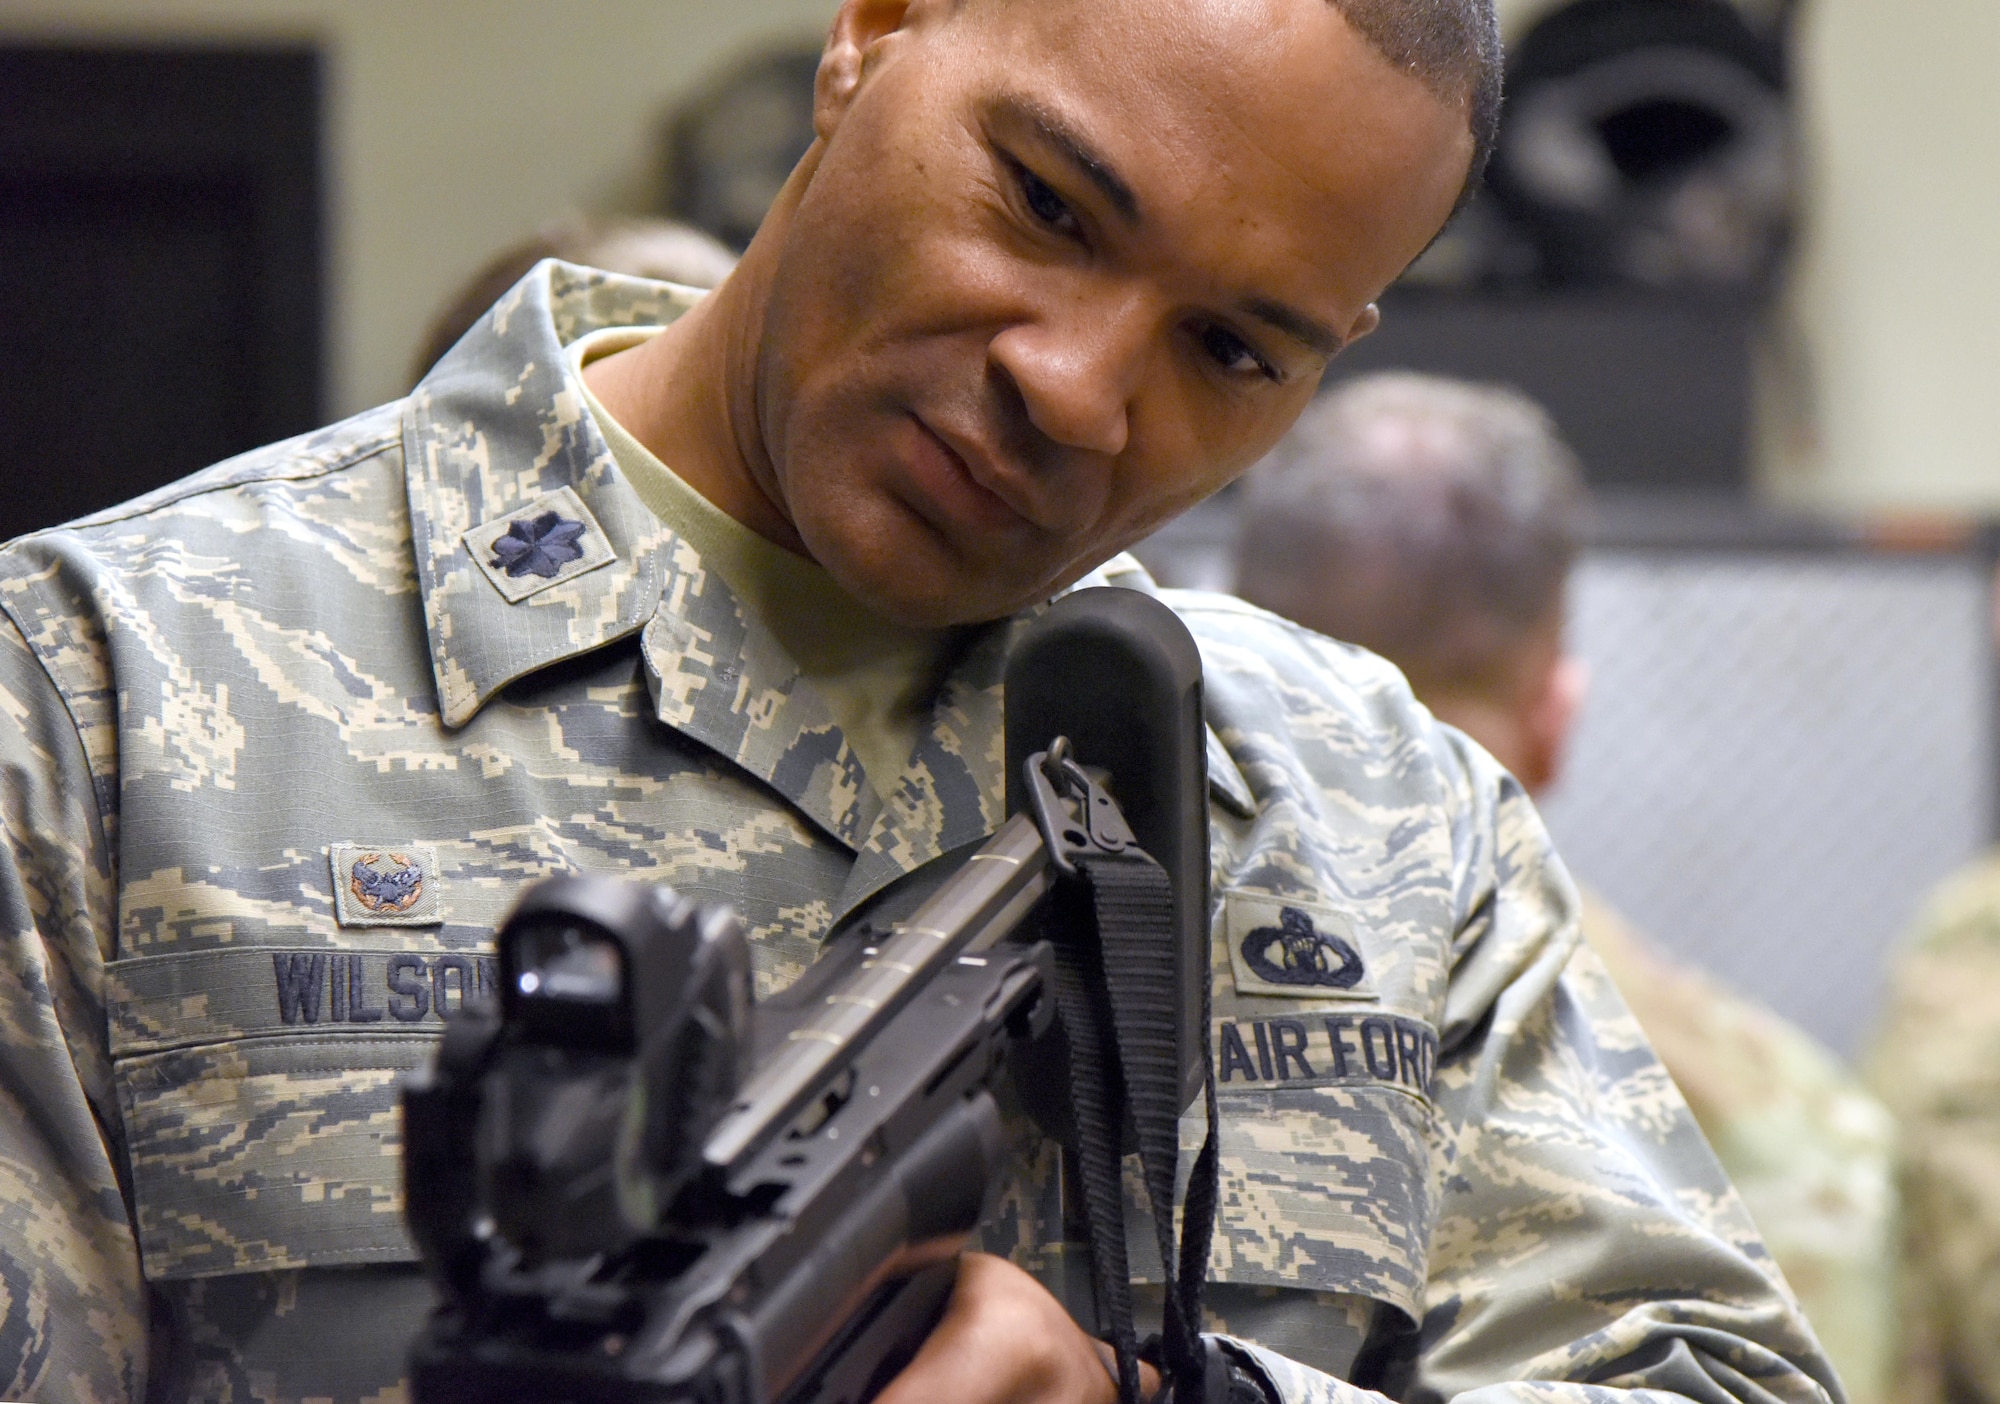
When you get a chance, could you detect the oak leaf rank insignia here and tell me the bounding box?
[462,484,617,603]
[489,512,586,579]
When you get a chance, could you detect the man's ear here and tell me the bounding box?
[816,0,918,140]
[1344,303,1382,347]
[1519,653,1589,795]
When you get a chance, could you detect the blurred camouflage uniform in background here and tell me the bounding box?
[1867,853,2000,1404]
[0,265,1837,1403]
[406,213,736,386]
[1582,896,1898,1404]
[1233,372,1896,1404]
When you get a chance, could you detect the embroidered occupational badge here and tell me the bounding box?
[463,485,618,603]
[350,852,424,912]
[1223,894,1375,999]
[1239,906,1365,990]
[330,843,445,927]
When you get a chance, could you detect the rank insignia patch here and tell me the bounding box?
[330,843,444,927]
[463,484,617,603]
[1224,894,1374,999]
[491,511,585,579]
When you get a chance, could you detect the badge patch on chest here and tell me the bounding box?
[1223,894,1374,999]
[331,844,444,927]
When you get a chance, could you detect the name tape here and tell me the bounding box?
[272,951,499,1026]
[1215,1012,1437,1097]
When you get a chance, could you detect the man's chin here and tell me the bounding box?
[797,509,1065,628]
[816,550,1057,629]
[832,573,1032,630]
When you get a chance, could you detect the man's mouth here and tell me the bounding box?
[905,415,1050,537]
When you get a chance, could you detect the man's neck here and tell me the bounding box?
[580,238,806,558]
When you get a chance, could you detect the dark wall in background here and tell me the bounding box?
[1331,291,1758,493]
[0,45,322,539]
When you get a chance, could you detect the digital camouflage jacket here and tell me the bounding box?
[1867,851,2000,1404]
[0,262,1838,1403]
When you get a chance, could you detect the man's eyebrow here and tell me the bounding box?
[1242,297,1345,359]
[992,94,1140,224]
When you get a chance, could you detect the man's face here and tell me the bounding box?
[754,0,1474,625]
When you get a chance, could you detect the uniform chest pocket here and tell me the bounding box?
[106,944,497,1280]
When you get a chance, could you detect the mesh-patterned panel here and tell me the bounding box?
[1134,512,1998,1058]
[1539,551,1995,1056]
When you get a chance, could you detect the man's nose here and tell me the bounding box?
[987,293,1153,459]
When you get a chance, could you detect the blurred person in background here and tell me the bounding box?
[1868,742,2000,1403]
[1234,371,1897,1404]
[659,41,823,252]
[410,213,737,384]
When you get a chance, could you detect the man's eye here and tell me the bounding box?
[1016,165,1076,232]
[1199,324,1276,380]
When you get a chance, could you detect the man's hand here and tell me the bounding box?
[874,1252,1164,1404]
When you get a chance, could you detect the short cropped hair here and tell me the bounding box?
[973,0,1502,204]
[1233,373,1587,700]
[1329,0,1503,195]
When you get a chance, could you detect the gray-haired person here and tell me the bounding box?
[1236,371,1895,1404]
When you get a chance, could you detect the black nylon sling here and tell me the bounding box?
[1049,845,1223,1404]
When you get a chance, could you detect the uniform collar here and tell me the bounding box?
[405,259,702,728]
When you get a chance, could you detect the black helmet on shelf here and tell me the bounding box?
[1487,0,1792,292]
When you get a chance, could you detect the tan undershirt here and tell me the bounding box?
[569,327,947,795]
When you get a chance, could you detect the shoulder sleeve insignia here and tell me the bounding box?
[1212,1010,1437,1099]
[331,843,444,927]
[1224,894,1374,999]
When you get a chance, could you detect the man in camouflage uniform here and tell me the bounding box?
[1867,828,2000,1402]
[0,0,1837,1400]
[1232,373,1896,1403]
